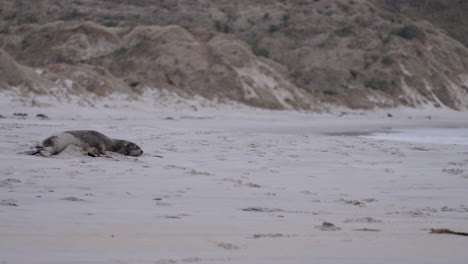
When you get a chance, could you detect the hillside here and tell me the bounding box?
[1,0,467,110]
[378,0,468,48]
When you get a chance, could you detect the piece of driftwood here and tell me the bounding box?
[430,229,468,237]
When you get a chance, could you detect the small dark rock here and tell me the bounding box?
[316,221,341,231]
[165,215,182,219]
[337,198,366,207]
[241,207,282,213]
[354,228,381,232]
[60,196,86,202]
[252,233,284,239]
[36,114,49,119]
[245,182,261,188]
[217,242,240,250]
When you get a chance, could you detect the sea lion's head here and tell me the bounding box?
[110,139,144,156]
[124,142,143,156]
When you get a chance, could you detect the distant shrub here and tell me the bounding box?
[349,69,358,79]
[214,20,222,32]
[379,33,392,44]
[63,9,82,20]
[214,21,230,33]
[390,26,417,40]
[381,25,421,44]
[114,47,127,56]
[381,56,394,66]
[335,27,353,37]
[318,41,332,49]
[323,90,338,96]
[129,81,140,87]
[282,14,290,27]
[268,25,279,33]
[4,13,17,21]
[20,13,38,24]
[337,2,350,12]
[364,61,372,70]
[370,54,379,62]
[304,9,312,15]
[21,39,30,50]
[253,48,270,58]
[223,24,230,33]
[364,79,391,91]
[102,21,118,27]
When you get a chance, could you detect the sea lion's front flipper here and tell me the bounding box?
[18,150,40,155]
[18,146,44,156]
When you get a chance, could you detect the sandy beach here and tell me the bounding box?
[1,94,468,264]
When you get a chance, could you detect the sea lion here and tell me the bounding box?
[25,130,143,157]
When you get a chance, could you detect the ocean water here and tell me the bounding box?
[363,128,468,145]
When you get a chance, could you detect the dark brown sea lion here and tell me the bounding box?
[26,130,143,157]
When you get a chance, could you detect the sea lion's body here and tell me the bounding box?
[32,130,143,157]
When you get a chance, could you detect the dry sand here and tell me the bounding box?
[1,92,468,264]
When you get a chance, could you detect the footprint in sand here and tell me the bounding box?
[0,178,21,187]
[0,199,18,206]
[344,217,383,223]
[217,242,240,250]
[60,196,88,202]
[222,178,261,188]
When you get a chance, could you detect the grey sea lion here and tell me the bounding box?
[25,130,143,157]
